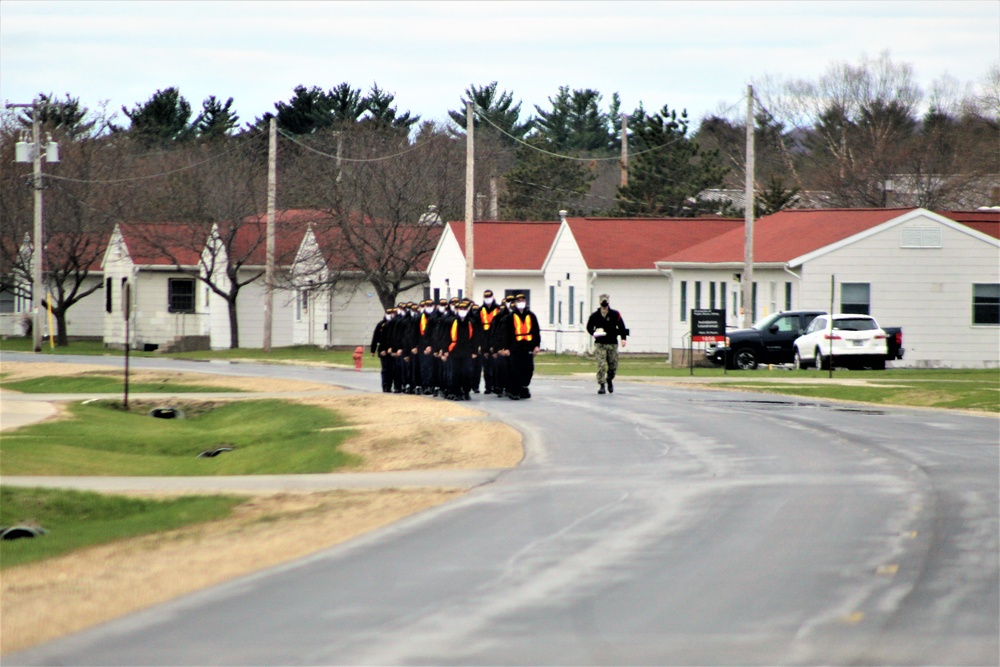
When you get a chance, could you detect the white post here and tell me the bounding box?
[620,113,629,188]
[464,101,475,298]
[742,85,755,329]
[264,117,276,352]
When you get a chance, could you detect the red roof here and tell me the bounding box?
[448,221,560,270]
[567,217,743,269]
[937,210,1000,239]
[117,223,207,267]
[658,209,914,264]
[310,214,442,273]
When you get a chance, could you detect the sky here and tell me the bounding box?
[1,0,998,131]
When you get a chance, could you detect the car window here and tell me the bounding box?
[834,317,877,331]
[772,315,798,333]
[806,317,826,333]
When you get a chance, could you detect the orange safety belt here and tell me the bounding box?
[513,313,533,341]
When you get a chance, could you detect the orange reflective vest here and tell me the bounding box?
[420,313,429,336]
[449,319,474,352]
[513,313,534,342]
[480,306,497,330]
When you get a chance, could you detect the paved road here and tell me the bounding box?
[3,353,998,666]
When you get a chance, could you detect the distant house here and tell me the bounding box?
[545,217,743,353]
[2,232,106,340]
[655,208,1000,368]
[101,222,209,351]
[427,220,560,343]
[289,215,438,348]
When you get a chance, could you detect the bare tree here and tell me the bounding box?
[282,122,460,309]
[0,100,126,345]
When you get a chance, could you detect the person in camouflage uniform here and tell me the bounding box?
[586,293,628,394]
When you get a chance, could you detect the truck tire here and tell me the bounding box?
[817,348,831,371]
[732,347,758,370]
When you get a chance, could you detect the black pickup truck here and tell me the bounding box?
[705,310,904,370]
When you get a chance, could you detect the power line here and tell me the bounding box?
[277,128,436,163]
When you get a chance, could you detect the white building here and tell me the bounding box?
[656,208,1000,368]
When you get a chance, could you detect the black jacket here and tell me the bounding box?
[587,308,628,345]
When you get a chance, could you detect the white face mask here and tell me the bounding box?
[457,309,469,318]
[438,306,446,313]
[385,314,394,321]
[516,302,526,311]
[424,307,434,315]
[484,297,494,306]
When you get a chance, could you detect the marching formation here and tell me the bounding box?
[370,290,541,401]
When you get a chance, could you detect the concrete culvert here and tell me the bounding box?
[150,407,185,419]
[1,526,47,540]
[197,447,234,458]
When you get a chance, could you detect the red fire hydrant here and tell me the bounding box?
[352,346,364,371]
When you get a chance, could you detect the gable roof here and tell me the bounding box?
[657,208,914,266]
[447,221,560,271]
[566,217,742,270]
[657,207,1000,268]
[114,222,206,267]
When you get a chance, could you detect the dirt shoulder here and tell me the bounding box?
[0,362,522,655]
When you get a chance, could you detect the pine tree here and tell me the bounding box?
[197,96,240,140]
[121,87,196,145]
[448,82,533,143]
[534,87,616,152]
[500,139,595,220]
[615,105,727,217]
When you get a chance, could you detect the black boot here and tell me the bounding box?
[607,378,614,393]
[598,383,606,394]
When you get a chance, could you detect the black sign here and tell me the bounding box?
[691,309,725,342]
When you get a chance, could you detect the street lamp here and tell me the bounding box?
[7,97,59,351]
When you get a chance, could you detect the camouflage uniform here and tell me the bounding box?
[595,343,618,384]
[586,294,628,394]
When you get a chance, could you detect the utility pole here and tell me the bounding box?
[464,101,475,297]
[8,97,58,352]
[742,85,755,329]
[620,113,629,188]
[263,117,276,352]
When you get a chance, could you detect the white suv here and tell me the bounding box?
[793,313,888,370]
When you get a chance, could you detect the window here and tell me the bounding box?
[973,284,1000,325]
[568,286,575,325]
[168,278,196,313]
[694,281,702,309]
[841,283,870,315]
[709,282,716,309]
[105,278,113,313]
[0,289,13,314]
[785,282,793,311]
[680,281,687,321]
[549,285,555,324]
[720,281,727,316]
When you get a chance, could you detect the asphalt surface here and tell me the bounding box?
[2,353,998,666]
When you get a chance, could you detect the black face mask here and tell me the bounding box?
[600,301,609,308]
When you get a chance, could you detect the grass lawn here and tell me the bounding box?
[1,372,246,394]
[0,399,361,476]
[0,486,243,569]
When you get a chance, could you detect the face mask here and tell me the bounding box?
[484,297,494,306]
[438,306,446,313]
[424,307,434,315]
[516,302,526,311]
[457,309,469,318]
[385,314,394,321]
[601,301,609,308]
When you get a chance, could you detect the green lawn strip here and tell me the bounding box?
[0,486,244,569]
[716,380,999,413]
[1,372,246,394]
[0,399,361,476]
